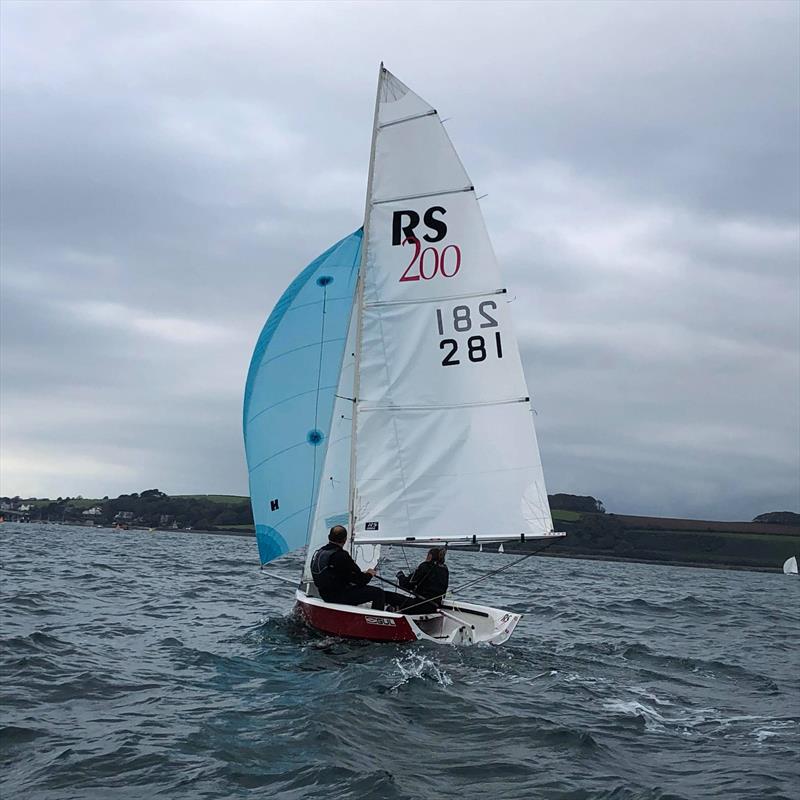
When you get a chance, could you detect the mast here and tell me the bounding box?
[348,63,384,549]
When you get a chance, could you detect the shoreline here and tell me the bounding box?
[123,526,792,573]
[4,522,791,574]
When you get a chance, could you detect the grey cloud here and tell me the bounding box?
[1,0,797,518]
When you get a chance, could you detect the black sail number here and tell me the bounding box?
[440,339,460,366]
[478,300,498,328]
[436,301,504,367]
[439,334,503,366]
[467,336,487,361]
[437,302,497,333]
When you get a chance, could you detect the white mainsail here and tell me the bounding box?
[347,67,554,546]
[784,556,798,575]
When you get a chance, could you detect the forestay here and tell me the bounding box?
[243,230,361,565]
[351,68,554,545]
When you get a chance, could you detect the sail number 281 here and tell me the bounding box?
[436,301,503,366]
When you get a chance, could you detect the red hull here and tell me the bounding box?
[295,598,418,642]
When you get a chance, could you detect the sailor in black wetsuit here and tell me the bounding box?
[396,547,449,614]
[311,525,388,610]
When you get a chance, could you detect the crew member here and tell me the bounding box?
[396,547,449,613]
[311,525,388,610]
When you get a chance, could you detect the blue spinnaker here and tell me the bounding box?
[243,229,361,565]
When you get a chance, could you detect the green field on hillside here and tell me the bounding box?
[551,510,582,522]
[172,495,249,504]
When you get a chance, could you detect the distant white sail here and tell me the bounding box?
[784,556,798,575]
[351,67,553,546]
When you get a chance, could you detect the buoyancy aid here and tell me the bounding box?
[310,543,339,592]
[411,562,449,602]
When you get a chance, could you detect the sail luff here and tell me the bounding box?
[348,63,385,545]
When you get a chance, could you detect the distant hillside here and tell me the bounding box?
[2,490,252,531]
[611,513,799,536]
[514,509,800,572]
[753,511,800,526]
[3,491,798,571]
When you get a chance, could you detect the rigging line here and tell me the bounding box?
[401,542,413,576]
[306,284,328,539]
[349,61,383,548]
[397,539,560,614]
[371,573,436,613]
[452,539,561,596]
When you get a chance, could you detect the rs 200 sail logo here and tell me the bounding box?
[392,206,460,282]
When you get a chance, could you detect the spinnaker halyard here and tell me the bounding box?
[243,65,564,644]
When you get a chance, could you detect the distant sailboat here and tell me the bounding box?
[783,556,798,575]
[243,65,564,644]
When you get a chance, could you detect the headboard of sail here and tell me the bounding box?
[243,229,361,565]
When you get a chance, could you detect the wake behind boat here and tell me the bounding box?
[243,65,565,644]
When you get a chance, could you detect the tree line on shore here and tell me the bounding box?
[3,490,607,530]
[2,490,252,531]
[1,490,796,533]
[4,490,796,572]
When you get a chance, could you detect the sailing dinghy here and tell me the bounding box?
[784,556,798,575]
[243,66,564,644]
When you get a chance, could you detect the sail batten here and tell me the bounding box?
[364,288,505,309]
[359,396,530,412]
[373,186,474,205]
[378,109,438,129]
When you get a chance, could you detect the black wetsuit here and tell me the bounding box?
[310,542,387,610]
[398,561,449,613]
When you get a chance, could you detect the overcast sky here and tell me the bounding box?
[1,0,798,520]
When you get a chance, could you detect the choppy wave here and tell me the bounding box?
[1,523,798,799]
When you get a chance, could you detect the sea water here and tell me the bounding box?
[1,523,798,799]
